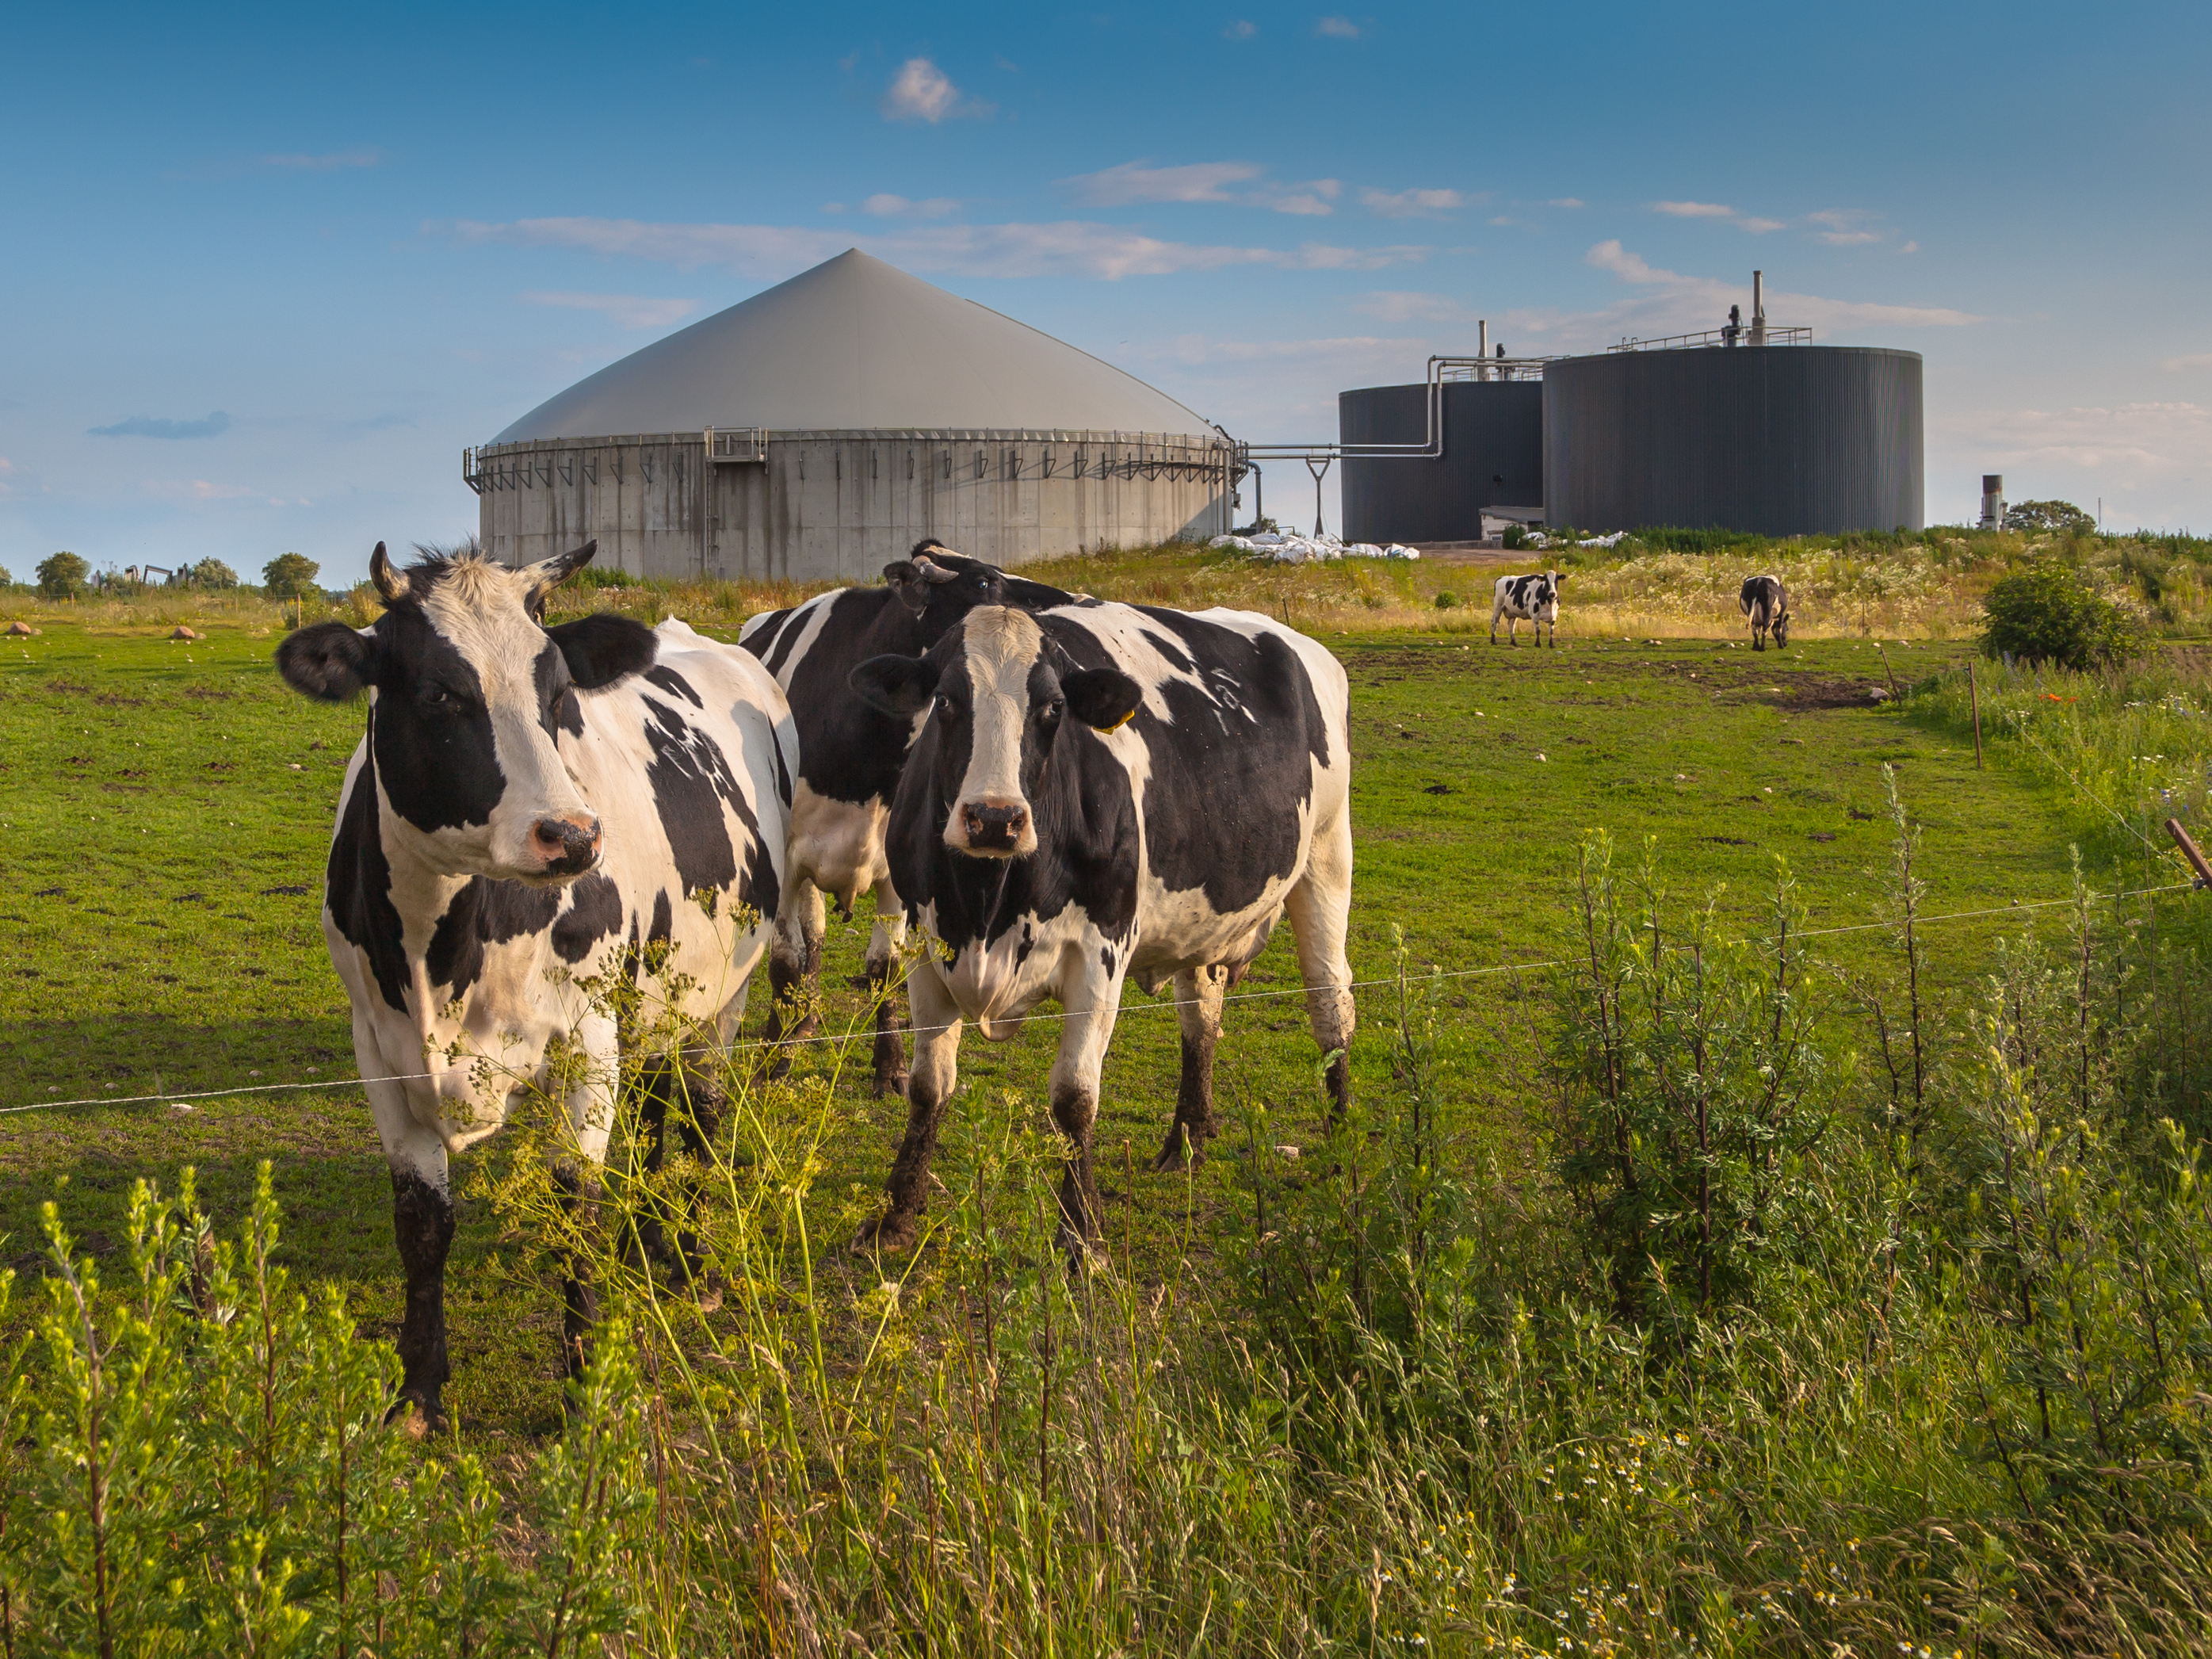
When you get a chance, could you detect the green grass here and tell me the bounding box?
[2,609,2151,1436]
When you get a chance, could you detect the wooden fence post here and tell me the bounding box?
[2165,818,2212,889]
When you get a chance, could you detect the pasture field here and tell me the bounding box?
[0,610,2117,1415]
[10,546,2212,1654]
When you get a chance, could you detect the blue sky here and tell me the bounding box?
[3,1,2207,584]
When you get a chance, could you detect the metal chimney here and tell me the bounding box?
[1980,474,2006,529]
[1477,319,1490,381]
[1748,270,1767,346]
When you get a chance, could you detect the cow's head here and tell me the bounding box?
[276,541,657,884]
[1533,570,1565,619]
[880,541,1074,631]
[847,606,1140,859]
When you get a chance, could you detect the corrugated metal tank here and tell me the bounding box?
[1338,380,1544,543]
[1542,346,1923,534]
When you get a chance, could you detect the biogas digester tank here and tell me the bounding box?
[1542,346,1924,536]
[1338,380,1544,545]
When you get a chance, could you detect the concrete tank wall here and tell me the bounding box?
[1542,346,1924,535]
[1339,381,1544,544]
[475,430,1233,581]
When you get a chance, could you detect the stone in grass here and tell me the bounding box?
[6,621,38,636]
[170,625,205,641]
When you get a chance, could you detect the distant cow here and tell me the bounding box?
[846,600,1356,1256]
[1740,575,1790,650]
[737,542,1072,1095]
[277,541,792,1427]
[1491,570,1565,647]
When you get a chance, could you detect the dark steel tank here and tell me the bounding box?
[1339,380,1544,544]
[1542,345,1923,534]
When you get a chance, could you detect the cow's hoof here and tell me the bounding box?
[1056,1225,1106,1271]
[873,1069,910,1101]
[850,1211,920,1257]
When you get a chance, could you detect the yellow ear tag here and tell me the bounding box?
[1098,709,1136,733]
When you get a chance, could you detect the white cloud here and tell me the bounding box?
[1901,241,1920,254]
[1316,16,1361,36]
[1133,333,1413,367]
[0,456,13,498]
[1060,159,1263,205]
[861,193,961,219]
[141,479,286,506]
[262,145,382,171]
[521,291,701,330]
[1524,239,1984,350]
[1060,160,1339,216]
[449,216,1427,281]
[1652,201,1736,218]
[881,58,991,122]
[1352,291,1478,324]
[1815,230,1885,246]
[1939,402,2212,474]
[1549,197,1586,208]
[1736,217,1786,234]
[1224,19,1257,38]
[1806,208,1870,230]
[1360,186,1465,219]
[1250,178,1340,216]
[2165,353,2212,371]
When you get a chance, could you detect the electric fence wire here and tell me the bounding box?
[2,878,2195,1121]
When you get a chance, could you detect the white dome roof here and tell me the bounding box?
[494,250,1214,443]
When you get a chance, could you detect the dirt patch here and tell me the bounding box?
[1726,675,1891,711]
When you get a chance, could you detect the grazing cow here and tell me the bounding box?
[738,542,1073,1095]
[276,541,792,1426]
[1740,574,1790,650]
[1491,570,1565,647]
[846,600,1355,1255]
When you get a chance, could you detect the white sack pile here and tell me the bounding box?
[1208,531,1420,564]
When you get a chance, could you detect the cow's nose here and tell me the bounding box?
[533,814,602,872]
[961,801,1028,851]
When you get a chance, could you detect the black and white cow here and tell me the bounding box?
[1491,570,1565,647]
[276,542,792,1426]
[846,600,1356,1254]
[1740,574,1790,651]
[737,542,1073,1095]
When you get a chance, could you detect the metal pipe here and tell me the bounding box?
[1477,319,1489,382]
[1749,270,1766,346]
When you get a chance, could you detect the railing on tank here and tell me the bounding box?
[705,426,766,464]
[1606,325,1812,352]
[461,446,484,495]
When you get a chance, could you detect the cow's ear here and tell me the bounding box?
[1553,570,1568,583]
[882,560,930,614]
[1062,668,1143,733]
[849,653,942,717]
[525,540,598,617]
[277,621,377,702]
[545,613,657,689]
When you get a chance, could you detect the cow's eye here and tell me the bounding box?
[423,687,449,705]
[1043,697,1065,721]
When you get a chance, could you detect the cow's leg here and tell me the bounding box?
[865,879,910,1099]
[557,1033,619,1384]
[626,1055,724,1302]
[365,1070,454,1430]
[1154,963,1227,1172]
[765,874,825,1076]
[1048,960,1123,1256]
[855,963,964,1255]
[1489,606,1502,644]
[1286,811,1358,1123]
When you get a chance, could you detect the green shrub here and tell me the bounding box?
[0,1163,652,1656]
[2004,499,2096,534]
[1432,589,1457,609]
[261,552,321,600]
[36,551,89,600]
[1501,523,1528,550]
[1981,564,2141,670]
[184,557,239,590]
